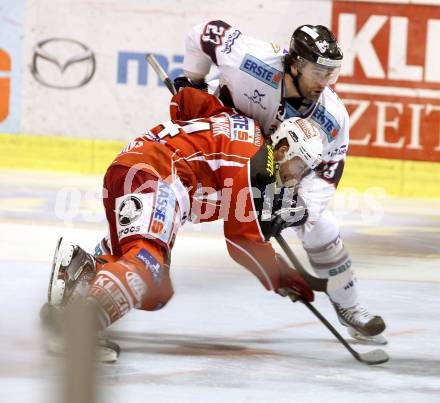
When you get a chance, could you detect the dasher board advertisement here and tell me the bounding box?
[0,0,25,133]
[333,0,440,162]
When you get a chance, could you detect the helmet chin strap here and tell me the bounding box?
[291,71,305,99]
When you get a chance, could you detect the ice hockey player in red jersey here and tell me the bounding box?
[42,88,324,360]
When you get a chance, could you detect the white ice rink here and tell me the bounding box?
[0,171,439,403]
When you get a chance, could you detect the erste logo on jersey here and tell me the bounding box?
[230,114,256,144]
[239,54,282,89]
[311,104,340,143]
[273,94,340,145]
[148,181,177,245]
[150,182,170,234]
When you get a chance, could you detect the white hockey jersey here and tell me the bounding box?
[183,20,350,225]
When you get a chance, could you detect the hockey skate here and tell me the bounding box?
[48,237,96,306]
[42,237,120,362]
[332,302,388,345]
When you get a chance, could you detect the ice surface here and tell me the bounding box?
[0,171,439,403]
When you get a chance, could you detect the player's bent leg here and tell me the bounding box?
[42,237,173,361]
[89,239,173,329]
[296,209,386,343]
[42,165,184,360]
[41,237,121,362]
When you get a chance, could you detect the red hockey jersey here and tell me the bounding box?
[109,88,289,291]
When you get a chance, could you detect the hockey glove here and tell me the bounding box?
[270,192,308,237]
[174,76,208,92]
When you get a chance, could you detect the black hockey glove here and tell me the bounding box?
[173,76,208,92]
[270,192,308,237]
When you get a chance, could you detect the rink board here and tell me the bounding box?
[1,132,439,198]
[2,0,440,198]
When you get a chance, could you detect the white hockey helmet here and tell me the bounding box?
[271,117,323,169]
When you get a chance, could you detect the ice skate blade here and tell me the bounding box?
[348,327,388,345]
[44,334,120,363]
[97,339,120,363]
[48,237,66,305]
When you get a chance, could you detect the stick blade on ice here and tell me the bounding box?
[358,349,390,365]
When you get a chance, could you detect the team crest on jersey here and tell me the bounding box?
[311,104,340,142]
[115,184,178,246]
[243,89,267,110]
[239,54,282,89]
[115,193,154,241]
[221,29,241,54]
[118,196,143,226]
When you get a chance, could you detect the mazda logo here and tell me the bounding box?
[31,38,96,89]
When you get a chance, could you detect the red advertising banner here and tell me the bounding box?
[332,0,440,162]
[0,49,11,123]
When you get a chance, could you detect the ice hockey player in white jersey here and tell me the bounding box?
[178,20,386,343]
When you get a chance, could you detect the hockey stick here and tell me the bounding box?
[145,53,177,95]
[275,234,389,365]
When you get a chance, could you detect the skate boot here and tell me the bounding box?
[48,237,97,306]
[42,237,120,362]
[333,302,387,345]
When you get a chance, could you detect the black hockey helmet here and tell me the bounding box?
[289,25,343,68]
